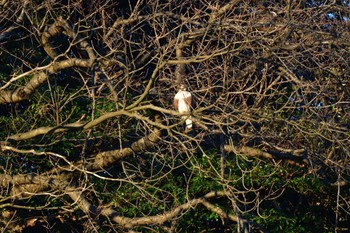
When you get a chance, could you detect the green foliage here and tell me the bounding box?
[253,208,306,233]
[289,175,325,194]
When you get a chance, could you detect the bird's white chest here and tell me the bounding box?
[177,99,190,112]
[174,91,191,113]
[175,90,191,99]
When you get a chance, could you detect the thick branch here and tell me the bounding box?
[0,58,93,104]
[0,1,28,42]
[224,145,306,163]
[1,116,163,195]
[6,106,169,142]
[90,115,162,170]
[41,16,95,62]
[65,189,267,232]
[0,16,96,104]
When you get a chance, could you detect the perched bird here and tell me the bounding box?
[174,84,192,130]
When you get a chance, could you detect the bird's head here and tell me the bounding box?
[179,84,186,91]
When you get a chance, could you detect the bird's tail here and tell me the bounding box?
[185,117,193,129]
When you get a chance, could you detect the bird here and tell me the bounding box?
[174,84,193,130]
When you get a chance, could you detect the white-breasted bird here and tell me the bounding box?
[174,84,192,130]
